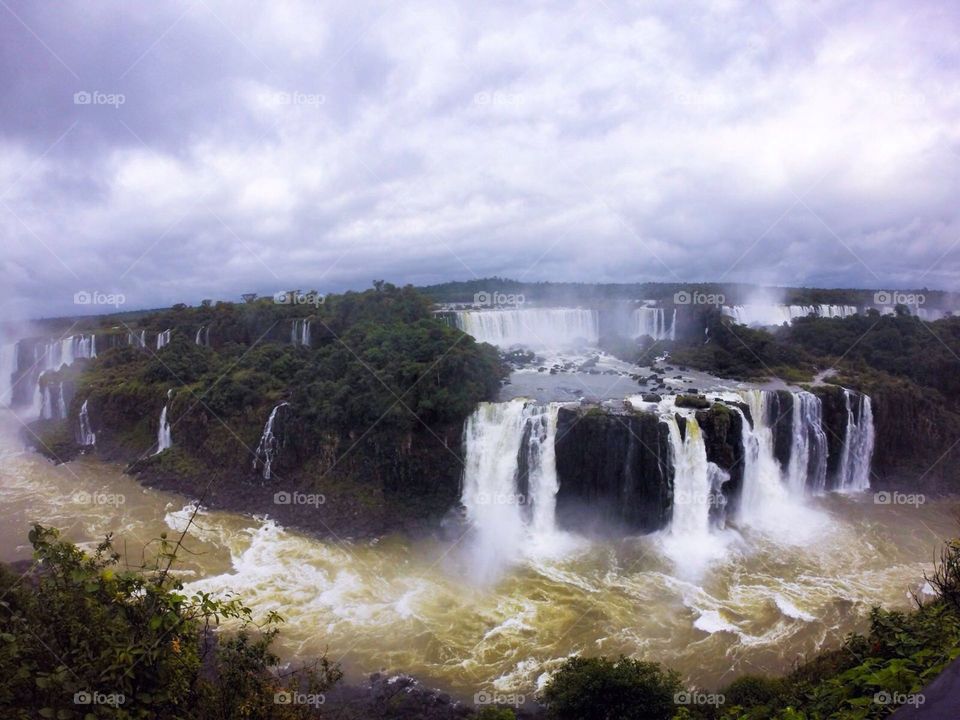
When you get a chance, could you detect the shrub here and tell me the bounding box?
[540,655,683,720]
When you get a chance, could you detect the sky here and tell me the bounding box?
[1,0,959,318]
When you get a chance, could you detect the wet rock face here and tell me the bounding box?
[695,404,746,518]
[766,390,795,471]
[811,385,850,483]
[554,407,673,534]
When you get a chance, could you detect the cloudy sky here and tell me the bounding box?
[1,0,958,318]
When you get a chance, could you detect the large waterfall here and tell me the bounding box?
[452,309,598,348]
[633,307,676,341]
[462,388,875,561]
[665,414,712,538]
[461,400,561,578]
[836,390,875,492]
[786,392,828,494]
[157,329,172,349]
[723,304,858,326]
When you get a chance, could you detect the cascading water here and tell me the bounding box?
[736,390,791,522]
[128,330,146,348]
[461,400,561,578]
[633,307,676,341]
[291,320,310,346]
[40,381,67,420]
[0,343,17,407]
[836,390,875,492]
[195,326,210,346]
[664,413,712,538]
[253,402,290,480]
[155,390,173,454]
[723,305,858,326]
[76,399,96,446]
[452,309,598,348]
[785,391,828,494]
[157,329,172,349]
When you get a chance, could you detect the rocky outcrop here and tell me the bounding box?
[696,403,746,519]
[554,407,673,534]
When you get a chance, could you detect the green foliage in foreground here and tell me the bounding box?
[539,535,960,720]
[0,525,340,719]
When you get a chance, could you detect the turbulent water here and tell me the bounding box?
[722,304,858,326]
[0,383,953,699]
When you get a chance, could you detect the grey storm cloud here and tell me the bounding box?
[1,0,959,318]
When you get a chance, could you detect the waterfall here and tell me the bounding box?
[195,326,210,346]
[77,399,96,446]
[665,414,714,538]
[157,329,172,349]
[0,343,17,407]
[291,320,311,346]
[128,330,146,348]
[836,390,875,491]
[155,390,173,454]
[461,400,561,576]
[785,391,828,494]
[723,304,858,326]
[633,307,676,341]
[452,308,598,348]
[253,402,290,480]
[40,380,67,420]
[736,390,791,521]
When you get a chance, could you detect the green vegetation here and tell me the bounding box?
[31,283,504,533]
[0,524,339,719]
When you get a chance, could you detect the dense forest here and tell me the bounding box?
[29,283,504,536]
